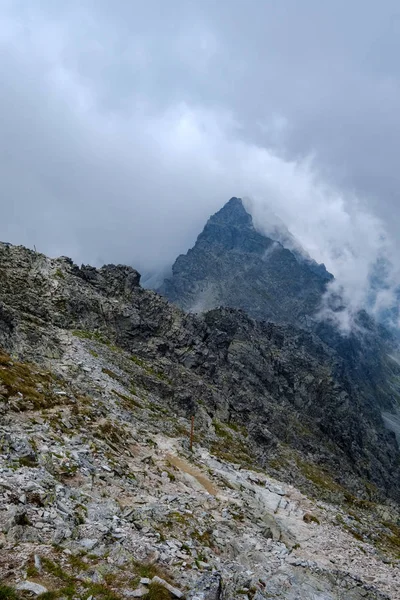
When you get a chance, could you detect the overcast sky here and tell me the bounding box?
[1,1,400,319]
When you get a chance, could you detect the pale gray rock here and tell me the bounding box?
[151,576,184,598]
[16,581,48,595]
[187,572,222,600]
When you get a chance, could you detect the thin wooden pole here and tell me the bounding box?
[190,416,194,452]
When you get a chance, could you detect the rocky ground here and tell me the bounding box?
[1,241,400,598]
[1,241,400,506]
[0,329,399,599]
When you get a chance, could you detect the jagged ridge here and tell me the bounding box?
[0,241,399,502]
[0,242,400,598]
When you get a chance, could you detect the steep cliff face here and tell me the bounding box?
[160,197,400,435]
[160,197,332,325]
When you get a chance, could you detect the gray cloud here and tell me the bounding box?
[0,0,400,319]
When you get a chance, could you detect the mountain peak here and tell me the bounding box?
[209,196,252,227]
[160,197,333,323]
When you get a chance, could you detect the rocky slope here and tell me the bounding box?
[160,197,400,446]
[0,242,400,599]
[160,197,332,325]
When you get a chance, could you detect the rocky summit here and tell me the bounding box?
[160,196,400,459]
[0,241,400,599]
[160,197,333,325]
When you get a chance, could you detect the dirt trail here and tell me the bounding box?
[165,453,219,496]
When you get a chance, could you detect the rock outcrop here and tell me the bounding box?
[0,241,399,598]
[160,196,400,455]
[1,241,400,502]
[160,197,332,325]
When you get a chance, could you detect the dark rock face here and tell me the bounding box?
[160,197,333,325]
[1,241,400,503]
[160,197,400,416]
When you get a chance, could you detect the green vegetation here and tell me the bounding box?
[226,421,247,435]
[18,455,38,468]
[130,560,172,587]
[54,269,65,279]
[166,511,189,525]
[165,470,176,482]
[376,521,400,558]
[296,458,343,495]
[303,513,320,525]
[85,583,121,600]
[0,348,65,410]
[213,419,228,438]
[3,552,178,600]
[35,557,117,600]
[72,330,120,352]
[112,388,143,408]
[73,330,108,343]
[130,355,172,383]
[0,585,19,600]
[37,592,60,600]
[130,355,146,368]
[143,582,172,600]
[343,492,375,510]
[101,368,120,381]
[211,419,254,466]
[191,528,213,547]
[42,557,71,581]
[96,418,127,445]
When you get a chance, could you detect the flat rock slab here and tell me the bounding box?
[16,581,48,595]
[152,576,184,598]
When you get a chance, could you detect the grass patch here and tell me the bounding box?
[343,493,375,510]
[303,513,320,525]
[377,521,400,558]
[41,557,71,582]
[85,584,121,600]
[191,529,213,546]
[0,585,19,600]
[130,356,171,383]
[132,561,171,584]
[19,455,38,468]
[38,592,59,600]
[101,368,120,381]
[143,582,172,600]
[73,330,108,343]
[37,583,77,600]
[72,331,121,353]
[0,348,65,411]
[213,420,230,438]
[226,421,247,435]
[112,389,143,409]
[210,420,254,466]
[96,419,126,445]
[166,511,189,525]
[296,459,343,494]
[130,355,146,368]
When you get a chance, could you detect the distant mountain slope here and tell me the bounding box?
[160,197,333,325]
[159,196,400,443]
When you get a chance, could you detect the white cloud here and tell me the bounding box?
[0,0,399,330]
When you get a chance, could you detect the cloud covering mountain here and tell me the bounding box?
[0,1,399,323]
